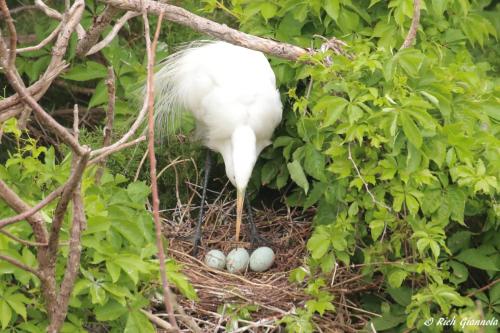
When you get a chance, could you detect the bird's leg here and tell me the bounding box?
[193,149,212,256]
[245,193,269,247]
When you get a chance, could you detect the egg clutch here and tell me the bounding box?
[204,247,275,274]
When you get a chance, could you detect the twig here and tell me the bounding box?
[466,278,500,297]
[141,310,176,332]
[34,0,85,39]
[0,253,41,278]
[0,1,84,114]
[0,185,64,229]
[95,67,116,183]
[89,136,146,165]
[86,11,140,56]
[0,180,48,243]
[347,143,392,213]
[17,22,62,53]
[144,10,180,331]
[0,230,47,247]
[134,148,149,181]
[400,0,421,49]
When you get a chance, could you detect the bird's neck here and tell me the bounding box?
[231,126,257,192]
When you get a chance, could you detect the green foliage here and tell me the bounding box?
[202,0,500,331]
[2,0,500,331]
[0,122,196,331]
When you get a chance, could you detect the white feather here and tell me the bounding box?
[154,41,282,191]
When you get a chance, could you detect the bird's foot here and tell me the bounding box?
[191,233,202,257]
[249,232,271,249]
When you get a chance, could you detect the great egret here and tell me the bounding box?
[154,41,283,253]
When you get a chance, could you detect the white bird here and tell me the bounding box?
[154,41,283,252]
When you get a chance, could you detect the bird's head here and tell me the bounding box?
[226,126,257,241]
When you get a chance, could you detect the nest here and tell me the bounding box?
[160,190,377,332]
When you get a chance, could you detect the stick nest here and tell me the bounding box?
[160,198,376,332]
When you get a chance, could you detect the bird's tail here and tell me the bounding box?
[152,40,212,142]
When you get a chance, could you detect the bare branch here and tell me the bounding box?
[89,136,147,165]
[401,0,421,49]
[86,11,140,56]
[0,0,84,114]
[0,253,42,278]
[17,23,62,53]
[48,180,86,332]
[47,150,90,261]
[76,5,120,56]
[102,0,308,61]
[0,185,64,229]
[34,0,85,39]
[144,11,181,331]
[0,179,49,244]
[141,310,176,332]
[0,229,47,247]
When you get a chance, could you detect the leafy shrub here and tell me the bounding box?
[202,0,500,331]
[0,120,196,331]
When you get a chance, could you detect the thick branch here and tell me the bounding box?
[101,0,308,61]
[400,0,421,49]
[47,150,90,262]
[48,181,86,332]
[76,5,120,56]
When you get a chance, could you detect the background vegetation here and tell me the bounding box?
[1,0,499,332]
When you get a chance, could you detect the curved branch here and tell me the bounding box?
[400,0,421,49]
[86,11,140,56]
[17,23,62,53]
[101,0,308,61]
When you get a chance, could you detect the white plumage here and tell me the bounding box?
[154,41,282,242]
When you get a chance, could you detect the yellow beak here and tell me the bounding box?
[235,190,244,242]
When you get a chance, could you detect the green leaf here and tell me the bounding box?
[447,187,465,224]
[88,80,108,108]
[400,112,422,148]
[323,0,340,21]
[313,96,349,127]
[456,248,499,271]
[388,269,408,288]
[303,145,326,181]
[0,300,12,330]
[260,3,277,20]
[95,300,127,321]
[287,160,309,194]
[124,310,155,333]
[307,232,331,259]
[6,294,27,321]
[63,61,108,81]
